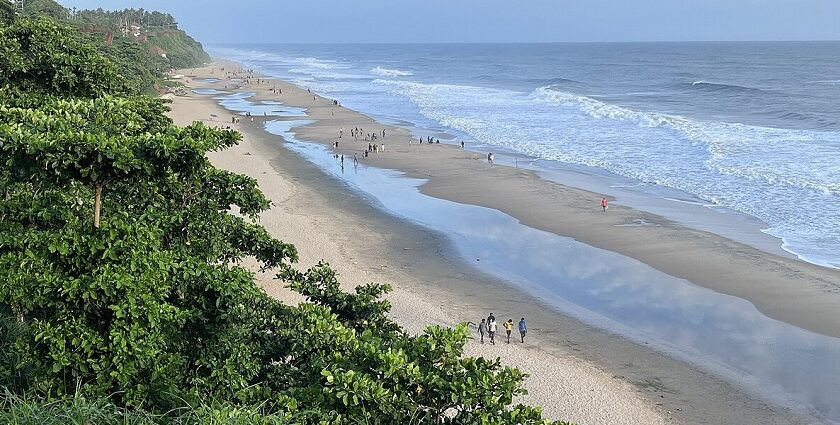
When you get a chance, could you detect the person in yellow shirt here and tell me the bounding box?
[503,318,514,344]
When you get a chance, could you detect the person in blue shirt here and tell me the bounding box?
[518,318,527,343]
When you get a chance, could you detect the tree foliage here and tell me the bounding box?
[20,0,68,21]
[7,0,209,95]
[0,10,571,425]
[0,0,15,24]
[0,18,128,100]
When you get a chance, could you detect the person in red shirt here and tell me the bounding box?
[601,197,609,212]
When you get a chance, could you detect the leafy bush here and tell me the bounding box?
[0,305,32,393]
[0,391,297,424]
[0,18,128,99]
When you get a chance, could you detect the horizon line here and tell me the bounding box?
[203,39,840,46]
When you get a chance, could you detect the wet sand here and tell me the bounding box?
[164,60,818,424]
[284,76,840,340]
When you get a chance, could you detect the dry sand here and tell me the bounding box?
[163,60,816,424]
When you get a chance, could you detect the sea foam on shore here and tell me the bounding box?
[210,43,840,269]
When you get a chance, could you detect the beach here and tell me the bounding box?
[163,59,829,424]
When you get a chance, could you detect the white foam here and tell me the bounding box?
[293,56,349,70]
[214,47,840,268]
[807,80,840,86]
[371,66,414,77]
[373,79,840,266]
[288,67,369,81]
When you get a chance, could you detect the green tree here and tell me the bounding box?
[285,261,402,336]
[0,0,15,24]
[20,0,68,20]
[0,18,128,100]
[0,96,296,407]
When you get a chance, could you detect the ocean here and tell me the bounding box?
[209,42,840,268]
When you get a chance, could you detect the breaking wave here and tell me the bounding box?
[374,78,840,267]
[371,66,413,77]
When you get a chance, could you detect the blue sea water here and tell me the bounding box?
[209,42,840,267]
[201,91,840,424]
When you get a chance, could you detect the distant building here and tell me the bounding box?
[120,23,142,38]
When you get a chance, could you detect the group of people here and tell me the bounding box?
[218,68,261,87]
[477,313,527,345]
[212,68,614,216]
[412,136,440,145]
[334,127,390,159]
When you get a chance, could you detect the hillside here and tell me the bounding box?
[18,0,209,93]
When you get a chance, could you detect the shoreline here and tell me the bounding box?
[206,59,840,339]
[166,60,820,424]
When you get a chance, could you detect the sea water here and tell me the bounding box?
[210,42,840,268]
[197,86,840,423]
[272,116,840,423]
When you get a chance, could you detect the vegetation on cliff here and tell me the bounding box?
[13,0,209,93]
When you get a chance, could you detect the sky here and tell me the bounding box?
[58,0,840,44]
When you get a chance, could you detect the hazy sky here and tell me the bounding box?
[59,0,840,44]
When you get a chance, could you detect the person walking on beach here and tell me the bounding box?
[477,319,487,344]
[488,318,497,345]
[487,152,494,164]
[461,141,465,149]
[353,153,358,166]
[601,197,609,212]
[518,317,527,343]
[339,128,343,138]
[504,318,514,343]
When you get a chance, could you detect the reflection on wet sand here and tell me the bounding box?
[268,118,840,424]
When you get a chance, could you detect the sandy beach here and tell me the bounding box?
[162,60,824,424]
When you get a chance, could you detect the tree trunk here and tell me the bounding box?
[93,184,103,228]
